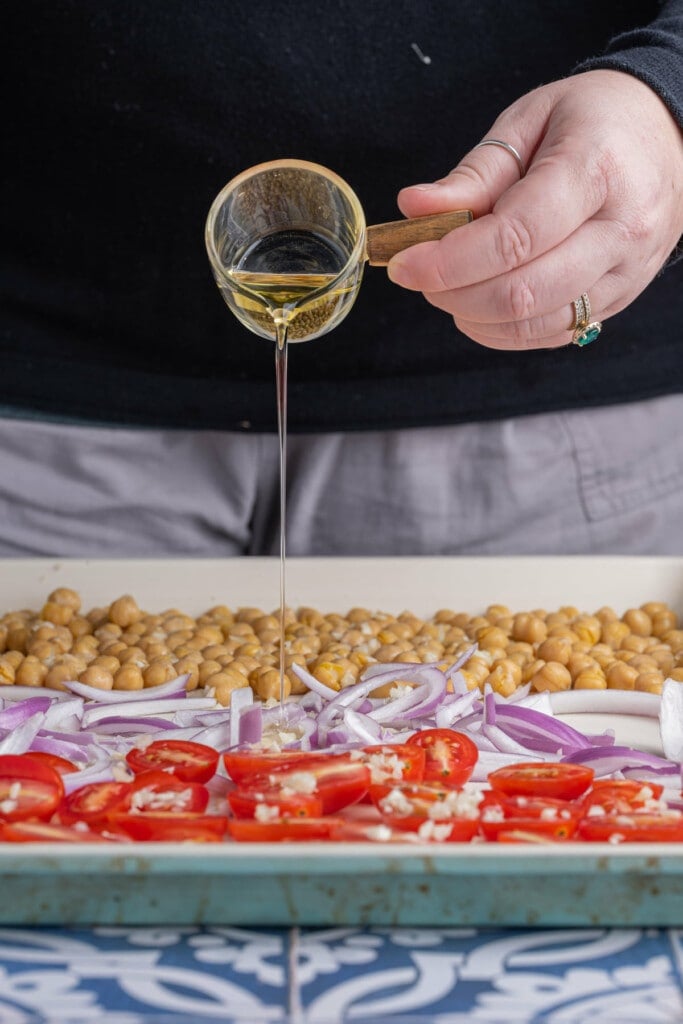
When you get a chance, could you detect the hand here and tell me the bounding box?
[387,70,683,350]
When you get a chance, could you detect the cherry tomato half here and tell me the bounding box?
[262,756,370,814]
[578,813,683,843]
[0,821,111,843]
[582,780,665,816]
[488,762,594,801]
[127,770,209,814]
[223,749,320,784]
[480,811,580,841]
[227,817,343,842]
[361,744,426,784]
[227,786,323,820]
[111,813,229,842]
[126,739,219,784]
[60,781,133,827]
[406,729,478,787]
[0,755,65,822]
[23,752,78,776]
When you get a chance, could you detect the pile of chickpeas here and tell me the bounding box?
[0,589,681,706]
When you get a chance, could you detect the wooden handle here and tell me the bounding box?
[365,210,473,266]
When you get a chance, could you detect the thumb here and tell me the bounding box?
[396,88,556,220]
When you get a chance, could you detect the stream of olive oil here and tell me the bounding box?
[234,228,348,711]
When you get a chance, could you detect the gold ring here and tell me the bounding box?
[473,139,526,178]
[571,292,602,347]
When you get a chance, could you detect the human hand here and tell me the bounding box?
[388,70,683,350]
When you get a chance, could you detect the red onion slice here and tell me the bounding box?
[63,673,191,704]
[0,697,52,728]
[660,679,683,762]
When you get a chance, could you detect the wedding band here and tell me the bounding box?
[473,139,526,178]
[571,292,602,347]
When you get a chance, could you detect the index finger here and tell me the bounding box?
[387,152,605,293]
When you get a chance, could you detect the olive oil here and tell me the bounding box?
[226,228,357,342]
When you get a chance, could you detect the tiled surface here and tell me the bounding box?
[0,927,680,1023]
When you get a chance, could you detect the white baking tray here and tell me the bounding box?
[0,557,681,927]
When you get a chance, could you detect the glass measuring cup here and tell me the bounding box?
[205,158,471,345]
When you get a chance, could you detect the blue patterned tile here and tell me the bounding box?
[295,927,683,1023]
[0,926,291,1022]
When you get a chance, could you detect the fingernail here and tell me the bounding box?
[409,182,441,191]
[386,255,411,287]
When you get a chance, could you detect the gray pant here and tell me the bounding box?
[0,394,681,557]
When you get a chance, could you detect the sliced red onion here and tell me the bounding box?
[471,749,543,781]
[239,706,263,746]
[82,696,216,727]
[84,717,177,735]
[492,703,597,753]
[562,745,679,777]
[0,686,70,703]
[41,698,85,732]
[290,663,338,701]
[660,679,683,762]
[63,673,190,704]
[435,690,481,728]
[192,721,234,751]
[343,709,382,744]
[367,666,447,723]
[481,723,541,757]
[0,697,52,728]
[444,643,478,679]
[62,760,118,794]
[29,736,91,763]
[0,715,45,754]
[229,686,254,748]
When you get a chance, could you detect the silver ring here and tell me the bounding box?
[473,139,526,178]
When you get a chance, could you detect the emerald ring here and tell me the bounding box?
[571,292,602,346]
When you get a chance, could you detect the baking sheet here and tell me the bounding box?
[0,556,681,928]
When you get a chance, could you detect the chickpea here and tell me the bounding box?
[536,637,572,666]
[6,625,29,653]
[118,645,147,665]
[166,629,194,652]
[450,613,472,631]
[206,671,248,706]
[662,630,683,654]
[44,658,84,691]
[433,608,456,624]
[100,640,128,659]
[15,655,48,688]
[589,644,616,670]
[69,615,93,639]
[3,650,24,670]
[467,655,493,680]
[605,662,638,690]
[511,613,547,645]
[108,595,142,629]
[72,635,99,657]
[79,665,114,690]
[113,664,145,691]
[170,656,199,690]
[251,667,291,702]
[601,620,631,649]
[487,658,522,697]
[620,634,649,654]
[486,603,511,621]
[545,612,569,629]
[635,670,664,694]
[477,625,511,651]
[572,615,601,645]
[622,608,652,638]
[573,668,607,690]
[567,653,600,682]
[459,669,484,691]
[648,646,674,674]
[668,668,683,682]
[595,605,618,625]
[0,656,16,684]
[651,609,678,638]
[522,658,546,685]
[47,587,81,612]
[143,658,177,688]
[530,661,572,693]
[40,601,73,626]
[627,654,658,674]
